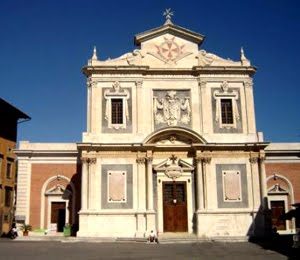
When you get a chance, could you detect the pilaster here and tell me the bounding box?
[146,151,154,211]
[258,152,267,209]
[195,153,212,237]
[135,80,143,134]
[198,79,207,134]
[80,157,96,211]
[135,156,147,237]
[243,78,256,134]
[195,156,204,211]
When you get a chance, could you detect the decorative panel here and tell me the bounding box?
[101,164,133,209]
[153,90,191,130]
[222,171,241,201]
[216,164,248,208]
[108,171,126,203]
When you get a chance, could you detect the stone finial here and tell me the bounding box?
[92,46,98,60]
[240,47,250,66]
[163,8,174,25]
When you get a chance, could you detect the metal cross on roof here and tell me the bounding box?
[163,8,174,24]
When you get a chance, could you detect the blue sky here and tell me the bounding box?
[1,0,299,143]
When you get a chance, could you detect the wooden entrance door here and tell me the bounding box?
[270,200,286,230]
[163,182,188,232]
[51,202,66,232]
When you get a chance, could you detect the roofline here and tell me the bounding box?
[0,98,31,120]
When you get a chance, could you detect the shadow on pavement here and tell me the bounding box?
[249,234,299,259]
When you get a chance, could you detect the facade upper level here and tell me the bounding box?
[82,17,261,145]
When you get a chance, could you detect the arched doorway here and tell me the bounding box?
[41,175,75,232]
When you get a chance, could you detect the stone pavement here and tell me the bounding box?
[9,232,299,258]
[0,239,296,260]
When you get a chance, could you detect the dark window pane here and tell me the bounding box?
[221,99,233,124]
[5,187,12,207]
[111,99,123,124]
[271,200,286,230]
[6,162,12,179]
[163,184,173,203]
[176,184,186,203]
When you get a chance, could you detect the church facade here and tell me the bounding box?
[14,16,299,238]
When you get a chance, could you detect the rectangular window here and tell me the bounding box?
[5,187,12,207]
[4,214,10,222]
[107,171,126,203]
[6,162,12,179]
[111,99,123,124]
[0,156,3,174]
[221,99,233,124]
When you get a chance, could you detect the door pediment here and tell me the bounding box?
[154,156,194,178]
[143,127,207,146]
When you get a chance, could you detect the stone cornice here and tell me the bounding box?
[77,142,269,152]
[193,66,257,76]
[14,149,78,158]
[82,65,257,77]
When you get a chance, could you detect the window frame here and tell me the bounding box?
[213,82,240,129]
[104,82,130,130]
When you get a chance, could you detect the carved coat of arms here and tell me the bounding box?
[153,91,191,126]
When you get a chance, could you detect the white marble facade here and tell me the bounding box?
[77,15,268,239]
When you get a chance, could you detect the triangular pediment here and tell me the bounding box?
[84,21,247,69]
[134,23,205,46]
[268,184,289,194]
[45,184,65,195]
[154,157,194,172]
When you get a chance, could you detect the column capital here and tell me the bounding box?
[87,77,98,88]
[202,157,211,165]
[197,79,207,88]
[195,156,211,165]
[81,157,97,164]
[135,80,143,88]
[243,78,253,88]
[146,157,153,163]
[249,156,259,164]
[259,155,266,162]
[259,151,266,162]
[136,157,146,164]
